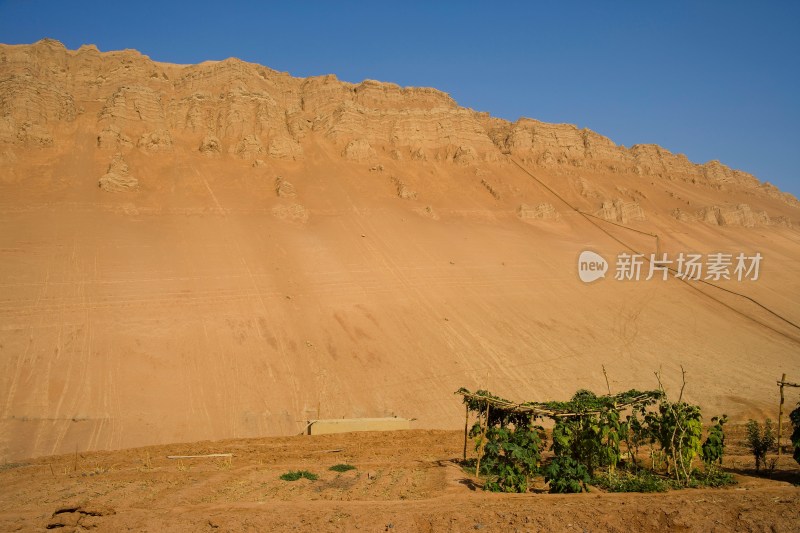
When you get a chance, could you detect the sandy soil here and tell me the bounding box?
[0,428,798,532]
[1,39,799,469]
[2,138,798,462]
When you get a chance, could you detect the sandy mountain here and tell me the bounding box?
[1,39,798,461]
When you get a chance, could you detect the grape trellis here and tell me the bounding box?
[456,379,730,493]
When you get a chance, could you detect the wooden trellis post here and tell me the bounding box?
[777,374,800,457]
[475,401,490,476]
[463,404,469,461]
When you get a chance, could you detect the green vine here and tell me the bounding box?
[791,402,800,466]
[458,371,731,493]
[701,415,728,466]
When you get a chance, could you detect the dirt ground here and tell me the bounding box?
[0,427,797,532]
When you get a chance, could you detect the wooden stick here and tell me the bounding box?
[166,453,233,459]
[463,403,469,461]
[778,373,786,457]
[455,390,657,418]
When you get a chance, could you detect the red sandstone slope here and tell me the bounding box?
[0,39,798,461]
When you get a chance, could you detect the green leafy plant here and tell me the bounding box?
[644,400,703,482]
[466,392,544,493]
[621,407,650,469]
[548,389,658,476]
[645,370,704,485]
[458,374,728,494]
[745,419,776,472]
[329,463,356,472]
[790,402,800,466]
[280,470,318,481]
[591,469,669,493]
[701,415,728,466]
[688,465,736,488]
[543,456,590,493]
[481,423,543,492]
[552,412,619,475]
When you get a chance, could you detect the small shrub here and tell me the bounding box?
[329,464,356,473]
[621,409,649,469]
[591,469,670,492]
[550,391,623,475]
[790,402,800,466]
[479,423,543,493]
[467,398,544,493]
[645,400,703,483]
[745,419,776,472]
[689,465,736,488]
[701,415,728,466]
[543,456,590,493]
[280,470,318,481]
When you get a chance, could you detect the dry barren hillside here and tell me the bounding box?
[1,39,799,462]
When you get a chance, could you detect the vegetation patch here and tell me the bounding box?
[329,464,356,473]
[543,456,590,493]
[279,470,318,481]
[791,402,800,466]
[592,469,670,493]
[745,419,776,472]
[687,466,736,488]
[458,368,737,494]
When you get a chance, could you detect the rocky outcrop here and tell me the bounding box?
[453,145,477,165]
[0,70,75,146]
[99,86,166,134]
[275,176,296,198]
[198,134,221,156]
[137,129,172,152]
[481,179,501,200]
[598,199,646,223]
[0,39,797,212]
[268,136,303,160]
[230,134,265,159]
[675,204,772,227]
[485,117,767,191]
[98,125,133,149]
[343,139,375,162]
[717,204,767,226]
[517,203,560,221]
[391,176,417,200]
[99,154,138,191]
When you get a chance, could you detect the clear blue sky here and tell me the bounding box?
[1,1,798,197]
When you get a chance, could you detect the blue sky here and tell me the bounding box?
[1,1,798,197]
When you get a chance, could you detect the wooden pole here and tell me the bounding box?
[167,453,233,459]
[463,404,469,461]
[475,402,490,476]
[778,374,785,456]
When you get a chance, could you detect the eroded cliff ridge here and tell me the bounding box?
[1,39,796,214]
